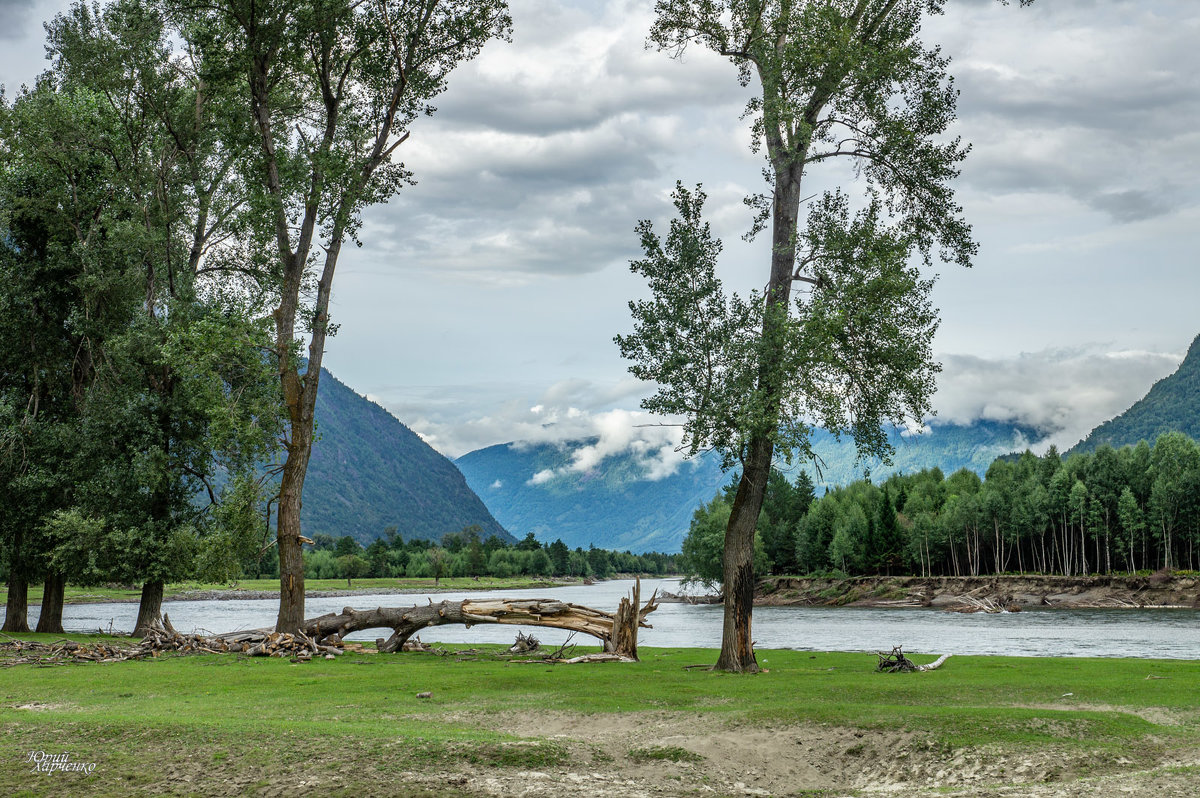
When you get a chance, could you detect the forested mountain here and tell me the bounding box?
[1069,335,1200,455]
[455,420,1046,553]
[300,370,511,546]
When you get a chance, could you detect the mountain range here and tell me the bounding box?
[301,334,1199,553]
[298,369,511,546]
[454,419,1048,554]
[455,335,1200,553]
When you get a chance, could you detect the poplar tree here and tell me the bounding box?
[176,0,513,632]
[623,0,1033,671]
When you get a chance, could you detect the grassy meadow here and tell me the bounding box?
[1,634,1197,796]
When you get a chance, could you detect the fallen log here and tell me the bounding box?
[876,645,951,673]
[300,580,659,658]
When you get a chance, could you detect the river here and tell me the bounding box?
[18,578,1200,659]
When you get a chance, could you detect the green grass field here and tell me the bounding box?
[1,634,1197,796]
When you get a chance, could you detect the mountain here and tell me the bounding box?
[455,419,1045,553]
[455,439,727,554]
[299,369,511,546]
[1069,335,1200,455]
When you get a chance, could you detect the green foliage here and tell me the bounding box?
[784,432,1200,577]
[680,494,768,588]
[628,745,704,764]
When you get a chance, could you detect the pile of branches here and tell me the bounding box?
[207,630,344,660]
[876,646,951,673]
[0,635,144,666]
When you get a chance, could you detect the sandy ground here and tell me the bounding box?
[368,710,1200,797]
[9,702,1197,796]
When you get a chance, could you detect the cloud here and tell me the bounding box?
[0,1,36,41]
[932,345,1183,450]
[1086,190,1172,224]
[382,376,691,481]
[935,0,1200,223]
[351,0,757,280]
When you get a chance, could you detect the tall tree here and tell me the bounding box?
[0,72,142,633]
[33,1,281,636]
[623,0,1030,672]
[178,0,512,632]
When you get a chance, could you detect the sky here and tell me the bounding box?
[3,0,1198,473]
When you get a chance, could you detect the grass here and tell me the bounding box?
[1,576,578,606]
[0,637,1197,795]
[628,745,705,763]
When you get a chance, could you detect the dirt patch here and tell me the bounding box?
[414,710,1197,797]
[6,710,1194,797]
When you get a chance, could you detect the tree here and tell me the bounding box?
[178,0,513,632]
[760,470,815,573]
[547,538,571,575]
[0,82,112,633]
[1148,432,1200,570]
[28,1,282,636]
[623,0,1030,671]
[876,489,905,574]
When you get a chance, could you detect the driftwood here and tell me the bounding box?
[300,580,659,657]
[509,631,540,654]
[1,584,659,666]
[876,646,951,673]
[947,595,1020,614]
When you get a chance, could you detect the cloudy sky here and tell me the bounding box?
[3,0,1198,468]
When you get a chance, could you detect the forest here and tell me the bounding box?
[263,528,679,582]
[683,432,1200,584]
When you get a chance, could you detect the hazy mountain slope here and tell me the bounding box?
[1069,334,1200,454]
[455,439,728,553]
[300,369,511,545]
[456,420,1044,553]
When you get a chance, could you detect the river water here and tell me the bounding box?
[20,578,1200,659]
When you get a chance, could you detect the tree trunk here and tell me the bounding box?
[296,590,659,658]
[716,437,772,673]
[133,581,165,637]
[710,144,805,672]
[2,575,30,633]
[609,579,643,660]
[275,447,309,633]
[34,572,65,634]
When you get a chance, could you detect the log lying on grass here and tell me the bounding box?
[876,645,951,673]
[301,581,659,658]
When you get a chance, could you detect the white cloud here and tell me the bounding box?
[932,345,1184,450]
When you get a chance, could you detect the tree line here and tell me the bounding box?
[682,432,1200,585]
[293,528,679,585]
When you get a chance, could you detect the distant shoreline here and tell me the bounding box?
[755,573,1200,610]
[15,576,599,607]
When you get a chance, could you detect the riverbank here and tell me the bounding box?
[3,576,589,606]
[758,573,1200,609]
[2,636,1197,797]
